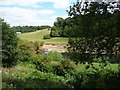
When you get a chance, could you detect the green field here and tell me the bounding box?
[18,29,68,44]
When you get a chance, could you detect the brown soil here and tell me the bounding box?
[42,44,67,53]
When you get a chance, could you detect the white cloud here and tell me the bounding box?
[36,10,55,15]
[51,0,70,9]
[0,0,70,9]
[0,0,40,6]
[0,7,55,26]
[0,0,72,26]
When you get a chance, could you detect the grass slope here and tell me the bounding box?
[18,29,68,44]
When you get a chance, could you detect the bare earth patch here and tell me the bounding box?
[42,44,67,53]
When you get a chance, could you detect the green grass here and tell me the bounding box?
[75,63,119,73]
[44,37,68,44]
[18,29,68,44]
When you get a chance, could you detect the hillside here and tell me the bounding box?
[18,29,68,44]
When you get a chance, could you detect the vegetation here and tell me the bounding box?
[1,0,120,89]
[67,1,120,64]
[11,25,51,33]
[1,19,19,67]
[18,29,50,41]
[2,56,120,89]
[43,34,51,39]
[18,29,68,44]
[50,17,66,37]
[50,17,74,37]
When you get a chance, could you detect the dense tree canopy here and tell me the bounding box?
[12,25,51,33]
[50,17,65,37]
[50,17,76,37]
[67,1,120,63]
[1,18,18,67]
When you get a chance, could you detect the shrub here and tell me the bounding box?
[15,50,34,62]
[32,54,50,72]
[32,41,44,54]
[17,40,34,52]
[47,51,64,61]
[69,68,120,89]
[43,34,51,39]
[103,69,120,89]
[18,39,44,53]
[2,60,120,89]
[33,52,64,73]
[2,68,67,89]
[54,59,76,76]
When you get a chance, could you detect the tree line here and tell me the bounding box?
[11,25,51,33]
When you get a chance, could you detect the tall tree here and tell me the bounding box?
[1,18,18,67]
[50,17,64,37]
[67,1,120,63]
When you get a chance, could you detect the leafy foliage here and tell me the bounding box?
[50,17,74,37]
[54,59,76,76]
[2,65,66,89]
[2,1,120,89]
[17,39,44,53]
[33,54,50,72]
[47,51,64,61]
[67,1,120,63]
[11,25,51,33]
[2,61,120,89]
[43,34,51,39]
[33,51,64,73]
[1,18,18,67]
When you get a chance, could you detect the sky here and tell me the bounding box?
[0,0,119,26]
[0,0,77,26]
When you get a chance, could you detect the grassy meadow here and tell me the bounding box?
[18,29,68,44]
